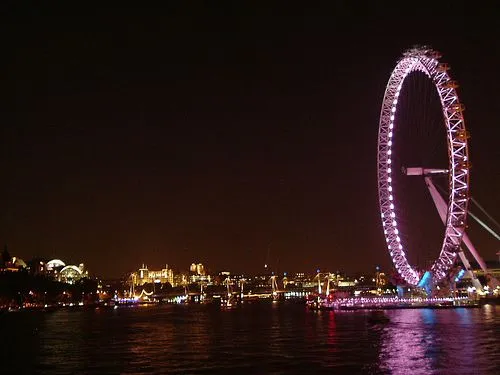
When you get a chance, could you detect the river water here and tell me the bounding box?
[1,302,499,374]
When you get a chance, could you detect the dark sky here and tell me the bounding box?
[1,3,499,278]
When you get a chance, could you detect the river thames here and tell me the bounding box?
[1,302,499,374]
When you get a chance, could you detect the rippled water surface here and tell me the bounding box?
[1,302,499,374]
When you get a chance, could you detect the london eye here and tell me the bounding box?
[377,46,470,287]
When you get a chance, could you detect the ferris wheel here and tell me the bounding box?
[377,46,471,287]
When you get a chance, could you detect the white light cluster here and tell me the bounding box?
[380,59,420,285]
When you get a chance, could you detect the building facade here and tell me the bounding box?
[131,264,174,286]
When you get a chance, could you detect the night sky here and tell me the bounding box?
[1,4,499,278]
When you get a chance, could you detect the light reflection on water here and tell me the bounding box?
[379,307,500,375]
[0,303,498,374]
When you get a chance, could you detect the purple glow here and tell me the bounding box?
[377,47,470,285]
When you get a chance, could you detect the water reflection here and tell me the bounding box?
[1,304,498,374]
[35,309,131,374]
[126,305,210,373]
[379,308,499,374]
[327,311,337,350]
[321,311,339,369]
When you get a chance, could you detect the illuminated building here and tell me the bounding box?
[337,280,356,287]
[1,256,27,272]
[471,261,500,283]
[188,263,208,283]
[190,274,211,283]
[46,259,66,271]
[376,271,388,288]
[190,263,205,276]
[42,259,89,283]
[45,259,66,278]
[58,263,88,284]
[131,264,174,286]
[173,273,188,286]
[27,259,46,275]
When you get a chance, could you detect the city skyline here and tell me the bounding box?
[2,4,499,278]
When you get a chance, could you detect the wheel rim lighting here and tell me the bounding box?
[377,47,470,286]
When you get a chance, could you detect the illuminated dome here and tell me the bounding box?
[60,265,83,275]
[46,259,66,270]
[59,265,85,284]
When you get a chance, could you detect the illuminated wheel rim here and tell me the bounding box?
[377,46,470,285]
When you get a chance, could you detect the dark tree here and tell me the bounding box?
[1,245,12,267]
